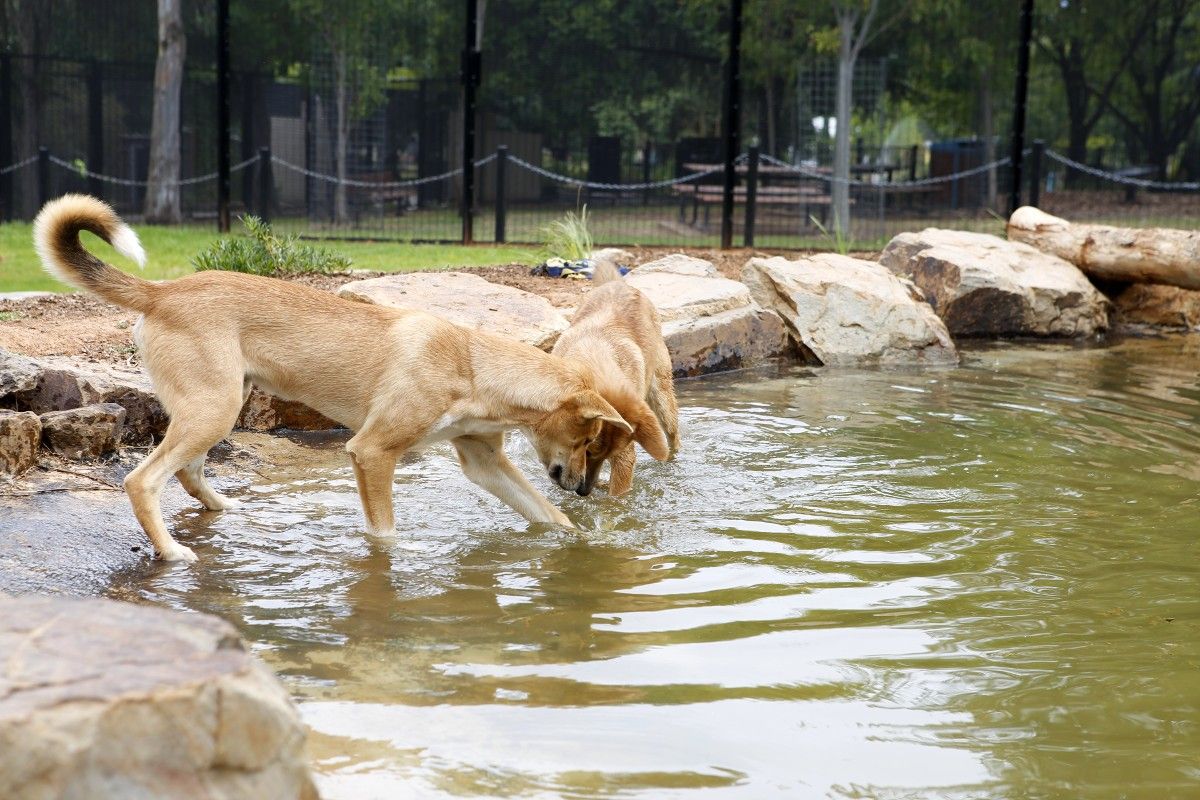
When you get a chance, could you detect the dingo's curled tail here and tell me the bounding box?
[33,194,153,312]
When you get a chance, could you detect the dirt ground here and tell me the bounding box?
[0,245,858,365]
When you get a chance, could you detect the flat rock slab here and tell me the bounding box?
[630,253,720,278]
[663,305,792,377]
[742,254,958,367]
[626,269,750,321]
[338,271,570,350]
[40,403,126,460]
[0,594,317,800]
[880,228,1110,337]
[0,410,40,475]
[623,265,789,376]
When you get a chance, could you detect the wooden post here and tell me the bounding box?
[743,145,758,247]
[494,145,507,243]
[1028,139,1044,208]
[37,147,49,210]
[86,60,104,200]
[0,55,13,221]
[216,0,231,231]
[1008,0,1035,216]
[719,0,744,249]
[461,0,480,244]
[257,146,271,223]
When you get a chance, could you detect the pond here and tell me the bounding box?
[109,336,1200,799]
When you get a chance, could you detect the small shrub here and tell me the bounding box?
[537,205,593,262]
[192,215,351,276]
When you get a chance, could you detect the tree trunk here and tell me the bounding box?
[832,17,854,236]
[144,0,186,223]
[9,1,50,216]
[332,47,349,224]
[979,71,997,210]
[1008,206,1200,290]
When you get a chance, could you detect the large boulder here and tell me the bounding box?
[742,254,958,367]
[1110,284,1200,331]
[18,358,168,443]
[880,228,1110,337]
[625,257,791,376]
[0,410,40,476]
[237,387,342,432]
[0,348,41,399]
[338,271,570,350]
[0,594,317,800]
[39,403,126,460]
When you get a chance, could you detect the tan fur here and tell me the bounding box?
[34,195,642,562]
[551,264,680,496]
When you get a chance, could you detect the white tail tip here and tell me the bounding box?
[111,224,146,268]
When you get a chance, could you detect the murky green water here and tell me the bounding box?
[111,336,1200,799]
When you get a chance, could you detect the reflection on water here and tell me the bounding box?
[111,336,1200,798]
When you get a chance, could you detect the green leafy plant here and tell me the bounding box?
[537,205,594,262]
[192,215,351,276]
[809,214,852,256]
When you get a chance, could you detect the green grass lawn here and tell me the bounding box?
[0,222,531,293]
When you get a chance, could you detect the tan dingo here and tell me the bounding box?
[550,258,679,496]
[34,195,659,562]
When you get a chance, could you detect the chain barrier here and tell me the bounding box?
[47,155,256,187]
[506,155,726,190]
[758,152,1013,188]
[269,154,494,188]
[0,155,39,176]
[1044,150,1200,191]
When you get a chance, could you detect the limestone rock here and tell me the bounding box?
[664,305,792,377]
[237,387,341,432]
[630,253,719,278]
[39,403,125,460]
[626,269,751,321]
[880,228,1110,337]
[0,594,317,800]
[338,271,570,350]
[622,267,788,375]
[1110,283,1200,330]
[1008,205,1200,290]
[0,410,40,476]
[19,358,168,443]
[0,348,41,399]
[742,254,958,366]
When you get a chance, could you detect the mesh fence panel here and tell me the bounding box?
[2,2,1198,246]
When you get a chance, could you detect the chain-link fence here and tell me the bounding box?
[3,1,1199,249]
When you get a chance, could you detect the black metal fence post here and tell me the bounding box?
[86,60,103,199]
[257,146,271,223]
[1029,139,1044,208]
[642,140,651,206]
[719,0,744,250]
[0,54,13,221]
[494,145,508,243]
[908,144,918,182]
[37,147,50,209]
[1008,0,1035,216]
[216,0,231,232]
[743,145,759,247]
[461,0,481,244]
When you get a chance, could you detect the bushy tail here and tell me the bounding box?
[33,194,155,312]
[590,256,624,286]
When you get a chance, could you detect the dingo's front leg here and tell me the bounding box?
[453,434,573,528]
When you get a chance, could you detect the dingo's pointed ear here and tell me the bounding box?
[608,394,670,461]
[576,391,634,434]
